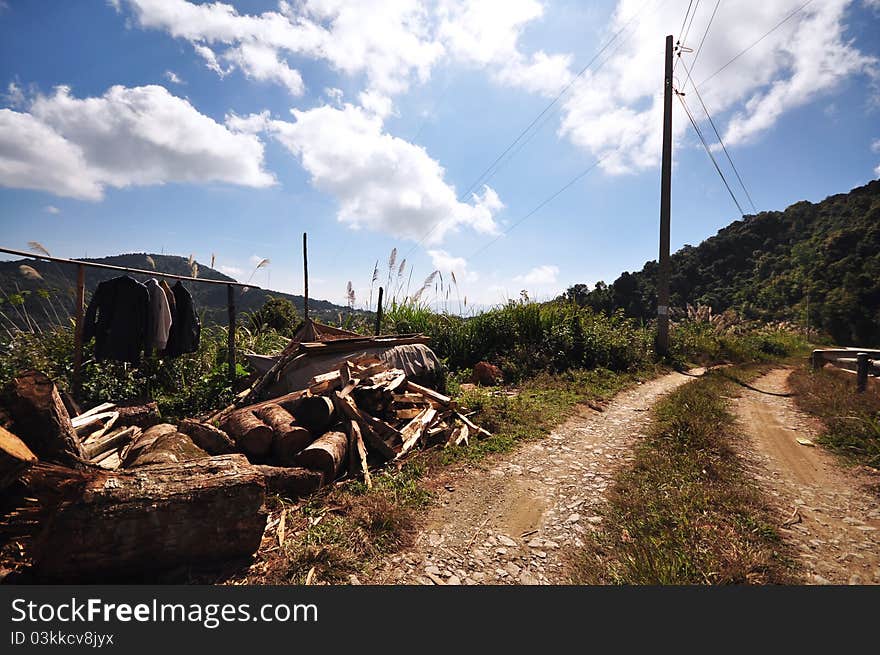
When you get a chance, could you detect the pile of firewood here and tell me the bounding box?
[0,359,491,581]
[212,354,492,489]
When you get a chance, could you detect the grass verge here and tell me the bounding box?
[788,366,880,469]
[242,366,658,585]
[569,367,798,584]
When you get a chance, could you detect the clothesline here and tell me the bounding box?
[0,246,261,289]
[0,245,259,393]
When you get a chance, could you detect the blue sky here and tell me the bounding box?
[1,0,879,311]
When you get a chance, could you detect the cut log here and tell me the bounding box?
[291,395,336,434]
[115,402,160,428]
[222,410,274,459]
[178,419,236,455]
[121,423,177,467]
[22,455,267,582]
[0,425,37,490]
[257,404,313,466]
[253,465,323,498]
[3,370,85,467]
[83,426,139,460]
[397,407,438,459]
[294,430,348,483]
[331,393,397,460]
[125,431,208,469]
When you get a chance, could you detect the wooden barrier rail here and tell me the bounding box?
[811,348,880,392]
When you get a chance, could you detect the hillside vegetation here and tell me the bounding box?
[564,180,880,346]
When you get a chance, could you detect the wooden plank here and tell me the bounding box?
[72,411,117,431]
[350,421,372,489]
[405,381,453,407]
[83,426,139,460]
[0,424,37,490]
[73,402,116,421]
[455,411,492,439]
[396,407,438,460]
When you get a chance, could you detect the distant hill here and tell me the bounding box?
[562,180,880,346]
[0,252,353,329]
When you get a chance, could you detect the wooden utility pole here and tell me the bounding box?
[656,34,674,357]
[303,232,309,323]
[375,287,384,335]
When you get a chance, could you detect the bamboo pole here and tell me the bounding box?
[73,264,85,398]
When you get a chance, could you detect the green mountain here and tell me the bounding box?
[0,252,351,329]
[562,179,880,346]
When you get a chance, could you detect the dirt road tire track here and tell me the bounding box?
[369,369,701,585]
[732,368,880,585]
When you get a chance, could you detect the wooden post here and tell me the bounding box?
[227,284,236,384]
[656,34,674,358]
[72,263,85,398]
[303,232,309,323]
[857,352,868,393]
[375,286,384,335]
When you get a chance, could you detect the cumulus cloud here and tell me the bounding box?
[234,101,503,243]
[44,205,60,214]
[0,84,274,200]
[164,70,184,84]
[513,264,559,286]
[123,0,444,96]
[439,0,573,96]
[559,0,877,174]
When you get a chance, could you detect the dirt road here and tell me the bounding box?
[732,368,880,584]
[369,369,700,585]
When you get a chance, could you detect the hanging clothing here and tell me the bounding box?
[145,278,172,352]
[159,279,176,317]
[83,275,150,364]
[165,280,201,357]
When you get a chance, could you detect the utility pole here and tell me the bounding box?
[656,34,674,357]
[302,232,309,323]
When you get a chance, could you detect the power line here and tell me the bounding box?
[689,82,757,212]
[467,155,610,260]
[699,0,814,87]
[679,0,721,93]
[676,92,745,216]
[401,0,660,259]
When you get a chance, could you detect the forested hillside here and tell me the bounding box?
[563,180,880,346]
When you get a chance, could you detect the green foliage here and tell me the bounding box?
[247,295,300,336]
[669,321,809,367]
[381,298,654,381]
[565,180,880,346]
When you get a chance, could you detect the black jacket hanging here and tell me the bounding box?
[165,281,201,357]
[83,276,150,364]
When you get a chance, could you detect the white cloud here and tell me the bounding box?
[44,205,60,214]
[427,249,478,282]
[249,101,503,243]
[3,82,25,108]
[875,163,880,177]
[164,70,184,84]
[439,0,573,97]
[559,0,877,174]
[219,264,244,278]
[872,138,880,153]
[513,264,559,286]
[0,84,274,200]
[123,0,444,96]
